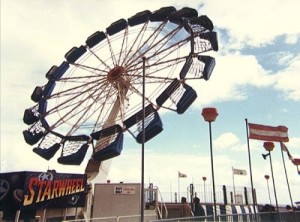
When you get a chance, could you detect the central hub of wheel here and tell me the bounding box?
[107,66,125,83]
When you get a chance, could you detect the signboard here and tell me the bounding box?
[0,171,87,220]
[114,186,136,195]
[22,171,87,209]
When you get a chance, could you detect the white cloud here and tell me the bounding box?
[214,132,240,150]
[285,34,299,45]
[203,0,300,48]
[190,53,275,106]
[277,53,295,66]
[274,55,300,101]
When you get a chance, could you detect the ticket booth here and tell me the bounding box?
[92,183,159,221]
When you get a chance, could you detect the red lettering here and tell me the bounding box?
[23,177,38,206]
[36,180,47,203]
[41,180,51,201]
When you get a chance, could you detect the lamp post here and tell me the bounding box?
[264,175,271,205]
[140,57,146,222]
[202,176,207,203]
[201,107,218,220]
[263,142,279,215]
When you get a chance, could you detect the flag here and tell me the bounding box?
[178,171,187,178]
[232,168,247,176]
[292,158,300,165]
[248,123,289,142]
[291,159,300,175]
[280,142,294,161]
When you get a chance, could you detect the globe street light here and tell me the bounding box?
[264,175,271,205]
[201,107,218,220]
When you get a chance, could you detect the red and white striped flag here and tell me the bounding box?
[248,123,289,142]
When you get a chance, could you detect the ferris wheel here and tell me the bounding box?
[23,6,218,180]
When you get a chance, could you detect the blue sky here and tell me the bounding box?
[1,0,300,205]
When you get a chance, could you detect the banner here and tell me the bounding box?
[248,123,289,142]
[22,171,87,210]
[0,170,87,219]
[232,168,247,176]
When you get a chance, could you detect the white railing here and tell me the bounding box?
[156,187,168,219]
[144,186,168,219]
[118,214,157,222]
[64,214,157,222]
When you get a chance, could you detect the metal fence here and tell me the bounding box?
[150,211,300,222]
[159,185,253,205]
[63,211,300,222]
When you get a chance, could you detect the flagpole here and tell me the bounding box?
[280,144,294,210]
[170,180,173,203]
[178,172,180,201]
[245,118,257,221]
[232,167,236,204]
[268,150,280,214]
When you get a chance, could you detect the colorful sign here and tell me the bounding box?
[0,171,87,220]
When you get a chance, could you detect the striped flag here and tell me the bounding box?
[280,142,294,161]
[178,171,187,178]
[232,168,247,176]
[248,123,289,142]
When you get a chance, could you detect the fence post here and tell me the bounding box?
[230,191,233,204]
[244,187,248,205]
[253,188,257,204]
[190,184,194,210]
[222,185,227,205]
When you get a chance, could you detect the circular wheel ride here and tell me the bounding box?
[23,6,218,180]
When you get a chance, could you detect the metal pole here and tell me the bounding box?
[232,167,236,204]
[245,119,257,221]
[140,57,146,222]
[208,121,217,220]
[170,180,173,203]
[203,180,206,203]
[269,151,280,220]
[178,175,180,201]
[266,178,272,205]
[280,147,294,209]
